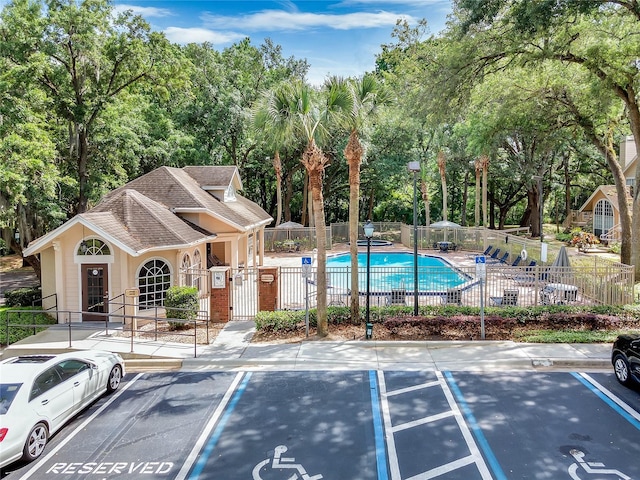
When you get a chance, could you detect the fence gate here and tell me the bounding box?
[179,267,211,321]
[231,267,259,320]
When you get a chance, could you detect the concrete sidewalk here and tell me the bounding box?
[1,321,613,373]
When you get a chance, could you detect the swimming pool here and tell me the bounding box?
[326,252,469,293]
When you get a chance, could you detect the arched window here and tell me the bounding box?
[181,253,192,287]
[192,249,202,290]
[137,259,171,309]
[593,199,614,238]
[77,238,110,256]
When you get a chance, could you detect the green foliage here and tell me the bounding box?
[164,286,198,330]
[255,310,307,332]
[514,330,638,343]
[4,286,42,307]
[0,307,56,346]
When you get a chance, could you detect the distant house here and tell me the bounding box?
[23,166,272,322]
[573,136,636,241]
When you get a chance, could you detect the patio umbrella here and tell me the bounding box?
[550,246,573,283]
[429,220,462,229]
[275,221,304,241]
[275,221,304,229]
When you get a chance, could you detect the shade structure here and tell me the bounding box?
[552,246,571,268]
[429,220,462,229]
[429,220,461,242]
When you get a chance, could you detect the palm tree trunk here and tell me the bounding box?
[345,130,363,324]
[303,140,329,336]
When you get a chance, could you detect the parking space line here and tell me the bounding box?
[377,371,402,480]
[384,381,441,397]
[442,371,502,480]
[391,411,455,433]
[407,454,476,480]
[572,373,640,429]
[369,370,390,480]
[16,373,145,480]
[175,371,251,480]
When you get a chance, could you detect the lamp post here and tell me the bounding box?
[408,161,420,315]
[363,220,374,339]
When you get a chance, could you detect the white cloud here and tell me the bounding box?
[163,27,246,45]
[201,10,415,32]
[113,4,172,18]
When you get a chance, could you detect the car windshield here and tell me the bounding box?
[0,383,22,414]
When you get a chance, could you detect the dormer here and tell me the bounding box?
[183,166,243,203]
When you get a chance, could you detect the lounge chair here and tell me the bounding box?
[509,255,522,267]
[488,252,509,264]
[490,289,519,306]
[488,248,501,260]
[481,246,493,256]
[386,288,406,306]
[442,288,462,305]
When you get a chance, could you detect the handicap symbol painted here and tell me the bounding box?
[252,445,323,480]
[568,449,630,480]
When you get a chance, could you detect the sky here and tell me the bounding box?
[109,0,453,85]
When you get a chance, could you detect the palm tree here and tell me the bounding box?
[343,74,388,324]
[255,79,351,336]
[253,85,298,227]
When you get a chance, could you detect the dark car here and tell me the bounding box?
[612,334,640,387]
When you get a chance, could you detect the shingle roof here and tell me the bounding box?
[88,189,214,252]
[97,166,271,229]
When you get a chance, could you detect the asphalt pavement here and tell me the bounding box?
[1,320,613,372]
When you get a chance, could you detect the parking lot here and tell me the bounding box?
[3,370,640,480]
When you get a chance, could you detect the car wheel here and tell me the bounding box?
[23,423,48,462]
[613,354,632,386]
[106,364,122,393]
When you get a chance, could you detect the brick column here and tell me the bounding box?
[210,267,231,322]
[258,266,279,312]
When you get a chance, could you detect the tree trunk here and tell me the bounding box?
[77,125,89,214]
[344,130,363,324]
[437,151,447,221]
[273,151,282,226]
[302,140,328,337]
[420,179,430,226]
[481,156,489,227]
[474,158,481,227]
[301,171,308,226]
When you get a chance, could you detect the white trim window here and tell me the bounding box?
[192,249,202,290]
[137,259,172,309]
[593,199,614,238]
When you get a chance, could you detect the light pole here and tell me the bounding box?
[408,161,420,315]
[363,220,374,339]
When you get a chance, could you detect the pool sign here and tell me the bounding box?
[301,257,312,278]
[475,255,486,280]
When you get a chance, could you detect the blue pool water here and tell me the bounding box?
[326,252,468,293]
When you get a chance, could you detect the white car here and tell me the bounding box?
[0,351,125,468]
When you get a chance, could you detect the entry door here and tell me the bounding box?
[82,264,108,321]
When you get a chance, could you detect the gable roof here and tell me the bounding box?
[578,184,633,213]
[24,166,272,257]
[24,189,217,257]
[99,166,271,230]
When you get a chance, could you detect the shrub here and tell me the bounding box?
[5,286,42,307]
[255,310,307,332]
[164,286,198,330]
[0,307,56,346]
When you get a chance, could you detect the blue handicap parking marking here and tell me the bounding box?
[185,371,381,480]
